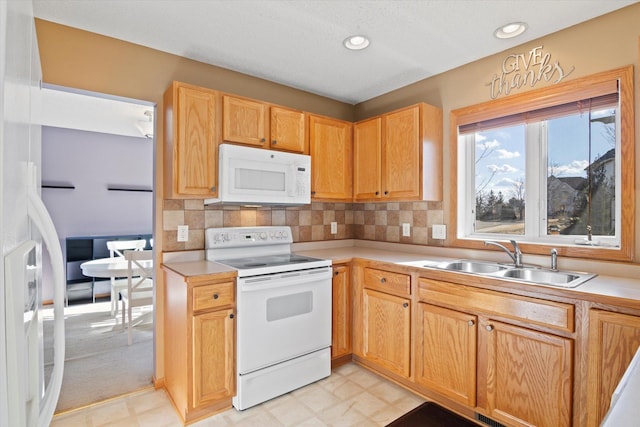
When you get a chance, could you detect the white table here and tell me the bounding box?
[80,257,154,317]
[80,257,153,279]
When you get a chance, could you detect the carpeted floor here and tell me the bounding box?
[42,301,154,413]
[386,402,481,427]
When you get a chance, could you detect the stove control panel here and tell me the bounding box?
[205,226,292,248]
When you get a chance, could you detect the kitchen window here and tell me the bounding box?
[450,66,634,261]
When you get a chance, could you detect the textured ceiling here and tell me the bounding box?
[33,0,637,105]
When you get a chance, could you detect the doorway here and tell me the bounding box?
[39,85,156,413]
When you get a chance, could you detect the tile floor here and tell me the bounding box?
[50,363,425,427]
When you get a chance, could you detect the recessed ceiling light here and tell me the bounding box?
[494,22,527,39]
[343,35,370,51]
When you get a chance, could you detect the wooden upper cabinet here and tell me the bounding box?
[223,95,307,153]
[163,81,219,199]
[354,103,442,202]
[270,106,307,153]
[384,106,421,199]
[587,310,640,427]
[353,117,382,200]
[222,95,268,147]
[309,114,353,200]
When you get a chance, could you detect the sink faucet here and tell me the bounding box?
[484,240,523,268]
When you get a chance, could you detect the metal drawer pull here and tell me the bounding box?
[380,278,386,283]
[468,320,475,326]
[213,294,219,299]
[229,313,234,319]
[486,325,494,332]
[403,302,409,308]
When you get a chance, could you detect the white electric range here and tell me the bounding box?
[205,226,332,410]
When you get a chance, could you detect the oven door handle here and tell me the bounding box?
[238,268,331,291]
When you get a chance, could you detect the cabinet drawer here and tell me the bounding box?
[192,282,235,312]
[364,268,410,297]
[418,278,574,333]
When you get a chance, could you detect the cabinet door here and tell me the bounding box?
[332,264,351,360]
[587,310,640,426]
[192,308,235,408]
[270,106,306,153]
[353,117,382,200]
[309,115,353,200]
[480,319,572,427]
[222,95,268,147]
[362,288,410,377]
[174,85,218,196]
[416,303,477,406]
[383,105,421,199]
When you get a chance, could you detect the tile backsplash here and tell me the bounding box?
[162,200,444,251]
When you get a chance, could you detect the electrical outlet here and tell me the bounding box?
[402,223,411,237]
[432,224,447,240]
[177,225,189,242]
[330,222,337,234]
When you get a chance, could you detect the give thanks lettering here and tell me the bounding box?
[487,46,575,99]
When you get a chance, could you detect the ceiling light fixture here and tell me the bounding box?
[494,22,527,39]
[343,35,370,51]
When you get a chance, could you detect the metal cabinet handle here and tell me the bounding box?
[213,293,219,300]
[486,325,494,332]
[260,138,266,143]
[403,302,409,308]
[468,320,475,326]
[229,313,234,319]
[384,191,389,195]
[210,186,217,192]
[311,191,316,195]
[380,278,386,283]
[334,271,339,276]
[272,140,277,145]
[375,191,379,195]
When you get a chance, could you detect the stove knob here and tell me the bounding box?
[260,232,267,240]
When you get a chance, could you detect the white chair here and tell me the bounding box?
[106,239,146,316]
[120,249,153,345]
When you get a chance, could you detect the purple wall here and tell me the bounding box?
[41,126,153,301]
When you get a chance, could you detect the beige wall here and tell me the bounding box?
[354,3,640,262]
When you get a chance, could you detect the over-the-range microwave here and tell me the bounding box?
[204,144,311,206]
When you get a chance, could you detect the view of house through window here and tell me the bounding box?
[462,95,618,245]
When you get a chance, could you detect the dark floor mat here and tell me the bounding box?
[386,402,479,427]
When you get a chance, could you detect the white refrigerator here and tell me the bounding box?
[0,1,65,427]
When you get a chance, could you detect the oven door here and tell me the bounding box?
[236,266,332,375]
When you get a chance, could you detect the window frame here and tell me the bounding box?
[449,66,634,261]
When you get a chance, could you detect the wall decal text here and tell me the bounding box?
[487,45,575,99]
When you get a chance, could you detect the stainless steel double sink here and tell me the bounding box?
[431,259,596,288]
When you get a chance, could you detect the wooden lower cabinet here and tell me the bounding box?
[415,277,574,427]
[331,264,351,363]
[587,309,640,426]
[478,318,573,427]
[416,303,477,406]
[192,309,235,407]
[362,288,411,378]
[163,268,236,424]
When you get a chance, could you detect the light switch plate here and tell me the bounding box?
[402,223,411,237]
[432,224,446,240]
[177,225,189,242]
[330,222,337,234]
